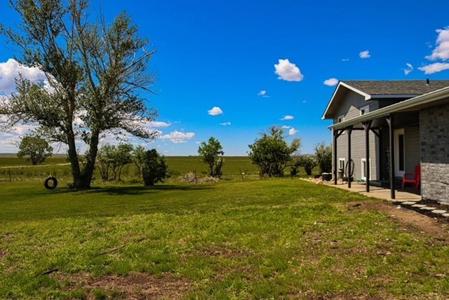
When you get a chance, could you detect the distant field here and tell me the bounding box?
[0,155,293,182]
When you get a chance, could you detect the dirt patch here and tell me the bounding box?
[0,250,6,259]
[52,272,190,299]
[348,201,449,240]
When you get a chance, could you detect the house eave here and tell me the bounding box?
[330,86,449,130]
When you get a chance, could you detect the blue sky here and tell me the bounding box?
[1,0,449,155]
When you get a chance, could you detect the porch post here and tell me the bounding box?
[363,121,372,192]
[333,129,338,185]
[386,115,396,199]
[347,126,353,188]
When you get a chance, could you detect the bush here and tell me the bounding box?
[249,127,300,177]
[315,143,332,173]
[141,149,168,186]
[298,155,317,176]
[97,144,133,181]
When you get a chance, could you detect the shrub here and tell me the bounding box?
[298,155,317,176]
[141,149,168,186]
[249,127,300,177]
[97,144,133,181]
[315,143,332,173]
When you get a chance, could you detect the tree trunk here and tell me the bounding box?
[67,130,82,188]
[79,130,100,189]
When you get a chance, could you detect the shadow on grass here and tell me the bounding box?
[52,184,213,196]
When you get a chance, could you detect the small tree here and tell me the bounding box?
[198,137,224,177]
[141,149,168,186]
[132,145,147,175]
[249,127,300,177]
[97,145,114,181]
[96,144,133,181]
[315,143,332,173]
[17,135,52,165]
[298,154,317,176]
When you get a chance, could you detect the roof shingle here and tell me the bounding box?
[343,80,449,96]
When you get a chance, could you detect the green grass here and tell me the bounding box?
[2,179,449,298]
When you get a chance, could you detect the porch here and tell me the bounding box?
[325,181,421,202]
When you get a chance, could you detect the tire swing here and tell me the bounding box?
[44,176,58,190]
[345,159,355,182]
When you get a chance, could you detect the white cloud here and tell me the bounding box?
[281,125,290,129]
[258,90,269,97]
[208,106,223,116]
[147,121,171,128]
[281,115,294,121]
[418,62,449,74]
[159,130,195,143]
[323,78,338,86]
[0,58,48,95]
[274,59,303,82]
[220,121,231,126]
[288,127,297,136]
[359,50,371,59]
[426,27,449,61]
[403,63,414,75]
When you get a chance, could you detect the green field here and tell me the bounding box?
[0,156,313,183]
[2,178,449,298]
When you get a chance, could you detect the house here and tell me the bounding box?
[322,80,449,203]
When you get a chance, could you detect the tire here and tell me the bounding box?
[44,176,58,190]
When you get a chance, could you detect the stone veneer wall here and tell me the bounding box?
[420,102,449,204]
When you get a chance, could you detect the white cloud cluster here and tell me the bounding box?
[281,115,294,121]
[0,58,48,95]
[258,90,269,97]
[208,106,223,116]
[274,59,303,82]
[220,121,231,126]
[420,27,449,74]
[323,78,338,86]
[159,130,195,143]
[419,62,449,74]
[359,50,371,59]
[426,27,449,61]
[403,63,414,75]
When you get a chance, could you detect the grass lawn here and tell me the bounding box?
[2,179,449,298]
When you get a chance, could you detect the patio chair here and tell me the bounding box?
[402,165,420,189]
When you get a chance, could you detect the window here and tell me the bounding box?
[360,105,370,116]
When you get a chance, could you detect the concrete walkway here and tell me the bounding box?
[307,179,422,202]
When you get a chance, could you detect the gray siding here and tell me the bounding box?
[420,101,449,204]
[332,90,379,181]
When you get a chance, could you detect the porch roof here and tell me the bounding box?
[330,85,449,131]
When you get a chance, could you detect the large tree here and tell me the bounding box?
[0,0,156,188]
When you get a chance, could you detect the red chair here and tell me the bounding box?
[402,165,421,189]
